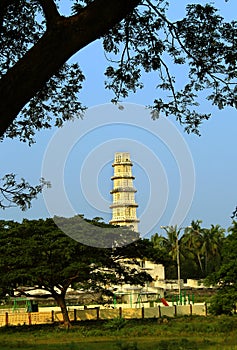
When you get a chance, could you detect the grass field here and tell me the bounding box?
[0,315,237,349]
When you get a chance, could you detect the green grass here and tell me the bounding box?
[0,316,236,349]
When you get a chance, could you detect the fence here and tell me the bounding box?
[0,303,208,327]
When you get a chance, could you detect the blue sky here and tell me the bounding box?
[1,0,236,238]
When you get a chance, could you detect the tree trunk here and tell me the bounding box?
[197,252,203,274]
[54,293,71,328]
[0,0,139,138]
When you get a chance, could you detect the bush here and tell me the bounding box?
[208,293,235,315]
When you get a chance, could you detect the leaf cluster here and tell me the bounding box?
[5,62,86,145]
[0,217,154,299]
[205,221,237,315]
[0,1,237,219]
[103,2,237,134]
[1,1,237,142]
[152,221,225,280]
[1,1,85,144]
[0,174,50,210]
[0,0,44,75]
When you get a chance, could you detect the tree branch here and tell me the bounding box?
[37,0,61,28]
[145,0,232,87]
[0,0,139,138]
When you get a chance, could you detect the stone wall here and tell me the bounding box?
[0,304,208,327]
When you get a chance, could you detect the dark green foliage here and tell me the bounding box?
[0,217,154,325]
[151,222,225,280]
[0,217,152,292]
[208,221,237,315]
[208,292,235,316]
[181,221,225,278]
[151,228,179,279]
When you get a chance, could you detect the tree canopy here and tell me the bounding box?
[207,221,237,315]
[1,0,237,141]
[1,0,236,210]
[152,221,225,280]
[0,217,155,327]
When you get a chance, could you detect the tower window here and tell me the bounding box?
[125,208,132,217]
[116,155,121,163]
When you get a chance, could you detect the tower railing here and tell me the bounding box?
[111,216,139,222]
[113,172,133,176]
[112,199,136,204]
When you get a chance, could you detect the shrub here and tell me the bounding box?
[208,293,235,316]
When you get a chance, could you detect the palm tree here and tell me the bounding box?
[182,221,225,277]
[202,224,225,275]
[160,225,183,294]
[182,220,204,275]
[159,225,181,260]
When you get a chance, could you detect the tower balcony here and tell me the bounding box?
[112,160,132,167]
[111,174,135,180]
[110,187,137,194]
[110,201,138,209]
[110,217,140,224]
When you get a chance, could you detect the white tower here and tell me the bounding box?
[109,152,139,232]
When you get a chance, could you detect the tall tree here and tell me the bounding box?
[181,221,225,278]
[0,217,154,327]
[207,221,237,315]
[1,1,237,208]
[1,1,237,140]
[158,225,184,281]
[201,224,225,275]
[150,232,176,278]
[182,220,204,275]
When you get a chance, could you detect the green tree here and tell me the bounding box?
[1,1,236,208]
[181,221,225,278]
[150,232,176,278]
[207,222,237,315]
[159,225,180,263]
[153,226,184,280]
[153,222,225,280]
[151,233,171,262]
[182,220,205,276]
[0,217,154,327]
[201,224,225,275]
